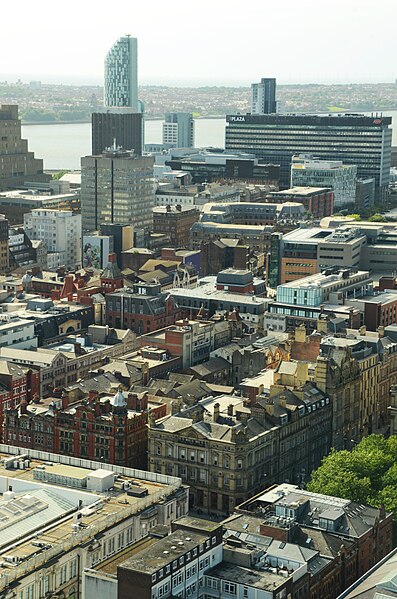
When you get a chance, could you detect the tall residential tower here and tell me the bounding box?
[104,36,138,110]
[251,77,277,114]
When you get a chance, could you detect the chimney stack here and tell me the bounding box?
[213,403,220,422]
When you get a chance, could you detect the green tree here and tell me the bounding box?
[368,213,386,222]
[307,435,397,528]
[52,170,69,180]
[307,449,372,503]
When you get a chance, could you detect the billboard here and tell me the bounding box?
[83,235,112,269]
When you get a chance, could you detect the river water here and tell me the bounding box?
[21,118,227,170]
[21,112,397,171]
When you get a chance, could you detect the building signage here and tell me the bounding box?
[228,115,246,123]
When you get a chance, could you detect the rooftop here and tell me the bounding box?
[118,530,208,575]
[278,269,370,290]
[0,446,183,591]
[269,186,333,196]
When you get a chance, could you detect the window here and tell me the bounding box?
[199,556,209,570]
[223,581,237,595]
[172,572,184,587]
[186,565,197,579]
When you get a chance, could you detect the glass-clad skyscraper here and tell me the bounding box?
[105,36,138,110]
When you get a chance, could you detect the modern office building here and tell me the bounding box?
[162,112,194,147]
[0,186,79,225]
[92,108,143,155]
[251,77,277,114]
[23,209,82,270]
[355,177,376,210]
[0,105,50,191]
[166,149,280,185]
[104,36,138,110]
[225,113,392,197]
[100,222,134,267]
[81,147,155,232]
[276,268,373,307]
[268,226,367,285]
[291,155,357,207]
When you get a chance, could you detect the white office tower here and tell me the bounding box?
[162,112,194,148]
[24,209,82,270]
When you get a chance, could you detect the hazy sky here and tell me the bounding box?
[1,0,396,86]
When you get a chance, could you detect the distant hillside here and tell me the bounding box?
[0,81,396,123]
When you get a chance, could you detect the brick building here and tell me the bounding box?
[0,361,39,428]
[266,187,335,218]
[4,387,166,469]
[347,291,397,331]
[152,205,199,248]
[106,281,180,334]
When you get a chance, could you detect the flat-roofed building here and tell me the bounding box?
[291,155,357,207]
[225,113,392,199]
[155,182,241,210]
[81,148,154,232]
[200,200,305,225]
[271,226,367,285]
[0,447,188,599]
[266,186,334,218]
[276,268,373,307]
[0,188,79,225]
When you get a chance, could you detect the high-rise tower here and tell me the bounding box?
[162,112,194,148]
[81,147,154,232]
[251,78,277,114]
[104,36,138,110]
[0,105,50,191]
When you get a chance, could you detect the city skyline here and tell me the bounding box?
[1,0,396,86]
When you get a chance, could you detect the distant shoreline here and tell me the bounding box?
[21,115,227,126]
[21,110,397,127]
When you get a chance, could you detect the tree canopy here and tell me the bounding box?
[307,435,397,521]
